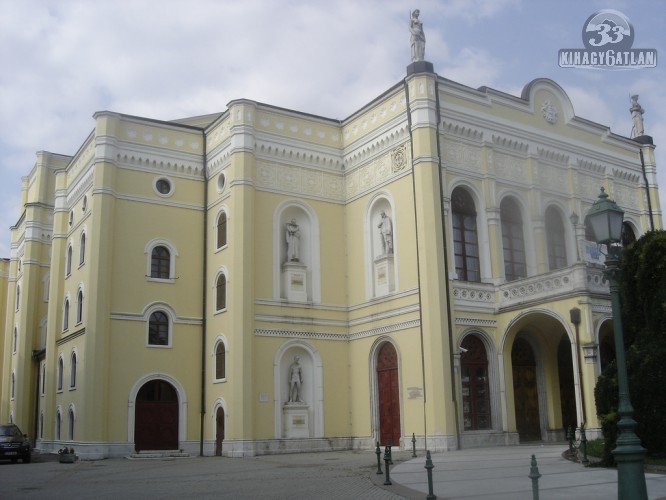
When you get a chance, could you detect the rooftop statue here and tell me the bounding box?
[630,94,645,138]
[409,9,426,62]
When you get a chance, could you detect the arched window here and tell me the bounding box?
[79,233,86,266]
[70,352,77,388]
[10,372,15,399]
[500,198,526,281]
[215,341,226,380]
[63,299,70,331]
[76,289,84,324]
[15,285,20,311]
[216,212,228,249]
[545,206,567,271]
[57,357,64,391]
[68,408,75,440]
[621,222,636,248]
[216,274,227,311]
[148,311,170,346]
[12,327,17,353]
[66,245,73,276]
[451,187,480,282]
[460,335,491,430]
[151,246,171,279]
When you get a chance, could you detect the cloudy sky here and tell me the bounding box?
[1,0,664,257]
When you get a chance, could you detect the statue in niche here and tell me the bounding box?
[288,356,303,403]
[285,219,301,262]
[378,211,394,255]
[409,9,426,62]
[629,95,645,138]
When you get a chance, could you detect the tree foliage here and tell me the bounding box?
[594,230,666,463]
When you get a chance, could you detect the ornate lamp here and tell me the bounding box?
[585,187,647,499]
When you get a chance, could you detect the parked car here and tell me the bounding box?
[0,424,31,463]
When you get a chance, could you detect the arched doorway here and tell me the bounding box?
[461,335,491,431]
[557,335,577,431]
[511,338,541,441]
[377,342,401,446]
[135,380,179,452]
[215,407,225,456]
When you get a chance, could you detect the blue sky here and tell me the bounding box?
[1,0,664,257]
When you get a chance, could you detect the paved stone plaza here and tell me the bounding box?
[2,445,666,499]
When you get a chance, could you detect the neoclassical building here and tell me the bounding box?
[1,59,661,459]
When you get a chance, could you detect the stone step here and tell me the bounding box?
[127,450,190,459]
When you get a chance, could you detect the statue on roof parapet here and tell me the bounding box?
[409,9,426,62]
[630,94,645,138]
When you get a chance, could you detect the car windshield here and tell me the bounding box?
[0,426,14,436]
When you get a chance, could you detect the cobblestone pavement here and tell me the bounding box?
[0,449,422,500]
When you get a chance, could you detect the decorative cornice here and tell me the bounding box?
[254,318,420,341]
[455,317,498,327]
[441,121,484,143]
[491,135,529,154]
[611,168,641,183]
[577,158,606,174]
[537,147,569,164]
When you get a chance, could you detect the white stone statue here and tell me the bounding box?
[285,219,301,262]
[378,211,394,255]
[409,9,426,62]
[630,95,645,138]
[288,356,303,403]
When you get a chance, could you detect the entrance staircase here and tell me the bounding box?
[128,450,190,459]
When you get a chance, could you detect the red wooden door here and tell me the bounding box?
[135,380,179,452]
[377,343,400,446]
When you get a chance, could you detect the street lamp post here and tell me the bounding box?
[585,187,647,499]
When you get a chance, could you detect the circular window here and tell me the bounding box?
[217,173,226,193]
[155,177,173,196]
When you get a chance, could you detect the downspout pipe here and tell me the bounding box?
[633,135,655,231]
[200,129,208,456]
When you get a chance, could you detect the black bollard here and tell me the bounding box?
[528,454,541,500]
[425,450,436,500]
[387,438,393,464]
[567,426,574,457]
[383,444,392,485]
[375,441,383,475]
[579,423,589,466]
[412,432,417,458]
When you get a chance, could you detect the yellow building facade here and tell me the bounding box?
[1,64,661,459]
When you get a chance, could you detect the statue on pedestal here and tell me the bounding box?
[285,219,301,262]
[409,9,426,62]
[378,211,394,255]
[630,95,645,138]
[288,356,303,403]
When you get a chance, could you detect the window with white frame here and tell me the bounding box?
[148,310,170,346]
[70,352,77,389]
[79,232,86,266]
[66,244,73,276]
[57,357,64,391]
[215,340,226,380]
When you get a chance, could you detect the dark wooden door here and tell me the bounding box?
[377,343,400,446]
[135,380,179,452]
[558,336,577,431]
[215,407,225,456]
[512,338,541,441]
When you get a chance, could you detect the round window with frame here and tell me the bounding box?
[154,177,173,197]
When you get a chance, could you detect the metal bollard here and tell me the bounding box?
[412,432,417,458]
[425,450,437,500]
[579,423,589,466]
[383,445,392,486]
[567,426,574,457]
[387,438,393,464]
[375,441,383,474]
[528,454,541,500]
